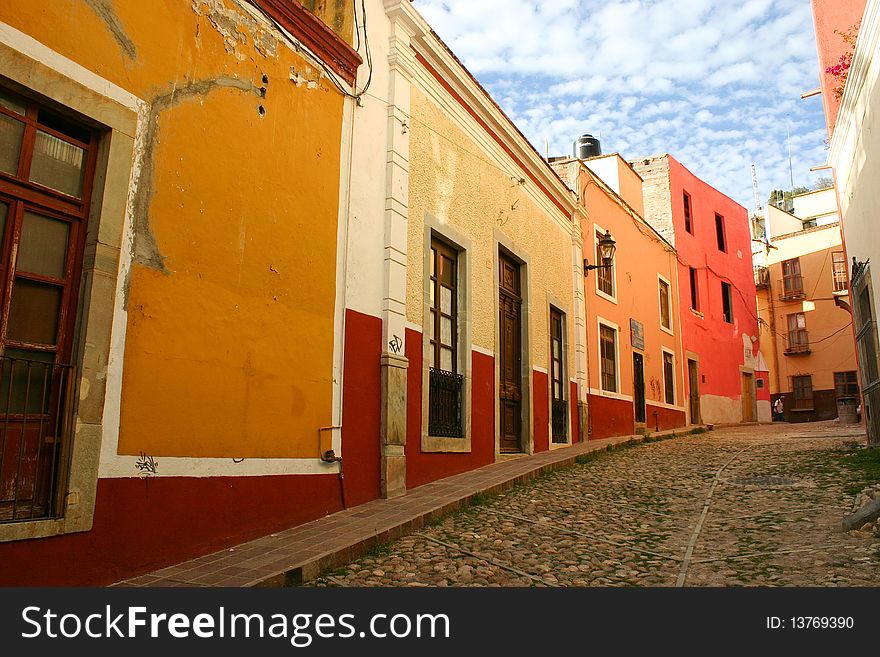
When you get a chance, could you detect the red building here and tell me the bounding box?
[633,155,761,425]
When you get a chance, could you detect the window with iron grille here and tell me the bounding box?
[659,278,671,330]
[683,191,693,234]
[599,323,617,393]
[428,237,463,438]
[834,371,859,398]
[663,351,675,404]
[791,375,814,410]
[786,312,809,353]
[782,258,804,298]
[721,282,734,323]
[832,252,848,293]
[596,230,614,297]
[550,307,566,443]
[0,87,95,523]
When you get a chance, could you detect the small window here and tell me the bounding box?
[689,267,699,311]
[596,230,614,298]
[659,278,671,330]
[599,324,617,393]
[683,192,692,234]
[756,378,765,389]
[663,351,675,404]
[782,258,804,298]
[791,375,813,410]
[832,252,848,293]
[834,371,859,398]
[715,213,726,252]
[786,313,809,353]
[550,308,567,443]
[721,282,733,323]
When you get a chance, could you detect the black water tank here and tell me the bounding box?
[573,134,601,159]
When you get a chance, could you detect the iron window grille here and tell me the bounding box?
[428,368,464,438]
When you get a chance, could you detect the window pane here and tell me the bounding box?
[440,255,454,287]
[440,315,452,345]
[440,347,453,372]
[0,113,25,175]
[441,286,452,314]
[6,278,62,345]
[430,248,436,277]
[0,348,55,415]
[29,130,86,198]
[17,212,70,278]
[429,310,435,340]
[0,90,27,115]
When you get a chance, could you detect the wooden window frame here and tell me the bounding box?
[550,306,567,444]
[689,266,700,311]
[832,251,848,293]
[662,349,675,405]
[791,375,814,411]
[599,322,618,394]
[429,237,459,374]
[658,275,672,333]
[594,227,615,301]
[834,371,859,398]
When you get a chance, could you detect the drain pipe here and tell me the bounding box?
[319,426,346,509]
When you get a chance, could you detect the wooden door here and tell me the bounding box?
[688,359,701,425]
[499,254,522,453]
[741,373,755,422]
[633,353,646,424]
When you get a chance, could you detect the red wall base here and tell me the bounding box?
[533,371,549,453]
[587,394,635,440]
[646,404,687,432]
[405,330,495,489]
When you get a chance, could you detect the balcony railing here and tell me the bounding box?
[428,368,464,438]
[0,356,76,524]
[784,330,811,355]
[754,266,770,289]
[779,275,806,301]
[551,398,567,444]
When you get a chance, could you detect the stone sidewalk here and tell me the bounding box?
[115,428,692,587]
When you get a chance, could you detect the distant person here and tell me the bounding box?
[773,397,785,422]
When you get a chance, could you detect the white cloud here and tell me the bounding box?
[412,0,830,205]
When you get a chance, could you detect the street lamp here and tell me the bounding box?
[584,230,617,276]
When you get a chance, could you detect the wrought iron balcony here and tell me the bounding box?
[0,356,76,524]
[779,275,806,301]
[428,368,464,438]
[551,398,567,444]
[784,330,811,355]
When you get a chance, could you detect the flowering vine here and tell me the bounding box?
[826,21,861,99]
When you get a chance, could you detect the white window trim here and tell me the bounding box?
[661,346,677,406]
[593,222,617,305]
[658,273,674,336]
[596,316,621,396]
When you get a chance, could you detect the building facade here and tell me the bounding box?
[553,155,687,438]
[816,0,880,445]
[0,0,364,585]
[633,154,761,426]
[755,223,859,423]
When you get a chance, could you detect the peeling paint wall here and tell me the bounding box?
[1,0,349,459]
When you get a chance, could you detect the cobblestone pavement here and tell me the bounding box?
[312,422,880,587]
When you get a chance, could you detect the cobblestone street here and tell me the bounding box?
[313,422,880,587]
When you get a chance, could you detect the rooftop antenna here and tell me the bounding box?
[786,118,794,190]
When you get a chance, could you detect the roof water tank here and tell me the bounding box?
[573,134,601,159]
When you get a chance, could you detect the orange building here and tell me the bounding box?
[553,153,687,437]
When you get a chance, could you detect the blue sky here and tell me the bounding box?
[414,0,831,209]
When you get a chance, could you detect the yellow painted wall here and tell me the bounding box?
[407,86,575,373]
[1,0,350,458]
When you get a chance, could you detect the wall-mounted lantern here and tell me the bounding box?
[584,230,617,276]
